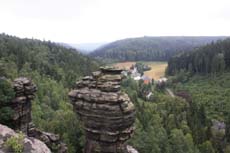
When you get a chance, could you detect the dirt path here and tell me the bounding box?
[166,88,175,98]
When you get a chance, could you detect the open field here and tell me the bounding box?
[112,61,168,80]
[143,62,167,80]
[112,61,136,70]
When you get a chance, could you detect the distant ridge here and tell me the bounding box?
[90,36,228,61]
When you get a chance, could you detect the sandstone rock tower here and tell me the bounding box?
[9,77,67,153]
[12,77,37,134]
[69,67,136,153]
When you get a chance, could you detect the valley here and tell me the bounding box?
[0,34,230,153]
[1,0,230,153]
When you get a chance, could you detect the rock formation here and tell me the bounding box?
[0,77,67,153]
[28,123,68,153]
[12,77,37,134]
[0,123,51,153]
[69,67,137,153]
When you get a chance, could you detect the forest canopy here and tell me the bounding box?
[167,38,230,75]
[90,36,227,62]
[0,33,101,152]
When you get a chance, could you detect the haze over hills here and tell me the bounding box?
[90,36,228,61]
[68,42,107,54]
[54,42,107,54]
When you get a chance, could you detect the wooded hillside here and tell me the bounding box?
[0,33,101,152]
[90,36,227,61]
[0,33,100,87]
[167,38,230,75]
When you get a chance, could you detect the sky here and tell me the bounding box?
[0,0,230,43]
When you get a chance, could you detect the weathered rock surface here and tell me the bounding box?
[0,124,51,153]
[10,77,37,134]
[127,145,138,153]
[0,77,67,153]
[69,67,136,153]
[28,123,68,153]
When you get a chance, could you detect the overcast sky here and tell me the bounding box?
[0,0,230,43]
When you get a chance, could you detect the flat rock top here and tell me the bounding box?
[100,66,123,74]
[0,124,51,153]
[13,77,31,85]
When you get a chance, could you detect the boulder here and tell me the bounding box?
[28,124,67,153]
[0,124,51,153]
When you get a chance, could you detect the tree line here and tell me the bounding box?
[90,36,226,62]
[167,38,230,75]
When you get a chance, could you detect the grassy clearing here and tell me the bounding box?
[112,61,136,70]
[112,61,168,80]
[143,62,168,80]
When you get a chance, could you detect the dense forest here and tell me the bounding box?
[163,38,230,153]
[116,38,230,153]
[90,36,226,62]
[0,33,101,152]
[167,38,230,75]
[122,72,230,153]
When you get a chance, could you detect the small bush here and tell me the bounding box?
[5,132,24,153]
